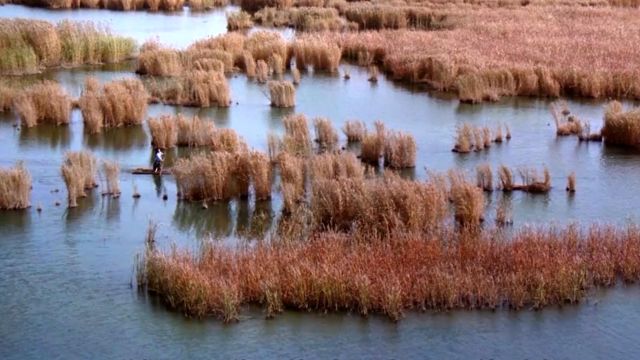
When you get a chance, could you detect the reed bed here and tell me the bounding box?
[253,7,349,32]
[102,160,120,196]
[0,162,31,210]
[342,120,366,142]
[0,19,135,75]
[139,223,640,322]
[79,77,148,133]
[313,117,338,152]
[148,70,231,107]
[268,80,296,107]
[330,6,640,102]
[5,0,227,11]
[601,101,640,148]
[13,81,71,128]
[61,151,97,208]
[148,115,178,149]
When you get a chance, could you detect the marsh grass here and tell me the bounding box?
[0,162,31,210]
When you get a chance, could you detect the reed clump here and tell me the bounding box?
[176,114,216,147]
[0,162,31,210]
[313,117,338,152]
[360,121,385,166]
[567,172,576,193]
[256,60,270,83]
[268,80,296,108]
[13,81,71,128]
[383,131,416,169]
[79,77,148,133]
[516,166,552,193]
[453,123,496,153]
[342,120,366,143]
[551,101,583,136]
[282,114,312,156]
[476,163,493,192]
[227,11,254,31]
[279,152,305,213]
[250,151,272,201]
[450,173,485,226]
[601,101,640,148]
[148,115,178,149]
[61,151,97,208]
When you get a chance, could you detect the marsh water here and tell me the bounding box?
[2,4,640,359]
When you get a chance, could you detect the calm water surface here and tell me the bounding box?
[1,5,640,359]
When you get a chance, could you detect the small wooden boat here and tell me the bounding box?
[131,168,172,175]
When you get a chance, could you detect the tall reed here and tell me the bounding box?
[313,117,338,152]
[148,115,178,149]
[282,114,312,156]
[102,160,121,196]
[268,80,296,107]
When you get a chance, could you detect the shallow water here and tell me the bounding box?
[2,4,640,359]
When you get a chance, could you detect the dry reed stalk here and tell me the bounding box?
[148,115,178,149]
[227,11,254,31]
[0,83,15,112]
[14,81,71,128]
[498,165,514,191]
[61,162,84,208]
[176,114,216,147]
[79,77,148,133]
[267,132,282,162]
[368,66,379,82]
[0,162,31,210]
[476,163,493,192]
[342,120,366,142]
[250,151,272,200]
[601,101,640,148]
[494,124,504,143]
[269,53,285,75]
[243,51,257,78]
[313,117,339,152]
[450,175,485,226]
[495,196,512,226]
[384,131,416,169]
[268,80,296,107]
[279,152,305,213]
[551,101,583,136]
[102,160,121,196]
[360,120,386,165]
[292,36,342,73]
[567,172,576,192]
[256,60,269,83]
[291,67,301,85]
[282,114,312,156]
